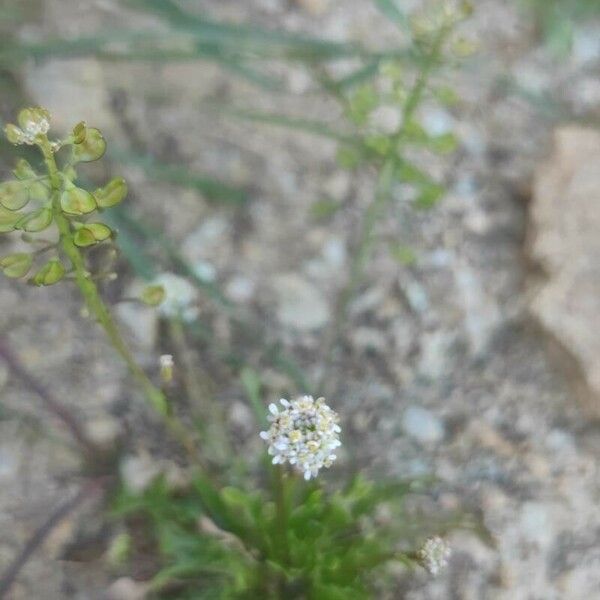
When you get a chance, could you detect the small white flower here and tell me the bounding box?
[151,273,199,321]
[6,108,51,145]
[160,354,174,368]
[159,354,174,383]
[259,395,341,480]
[418,536,451,576]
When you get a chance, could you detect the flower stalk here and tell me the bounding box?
[39,135,169,416]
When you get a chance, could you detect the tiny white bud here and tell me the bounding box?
[418,536,451,576]
[159,354,174,383]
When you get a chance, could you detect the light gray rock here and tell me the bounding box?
[181,216,230,263]
[418,331,456,380]
[527,127,600,417]
[273,273,329,330]
[402,405,445,444]
[120,453,161,494]
[225,275,255,303]
[454,261,502,357]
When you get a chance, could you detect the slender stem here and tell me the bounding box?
[39,139,167,416]
[318,24,450,391]
[273,466,290,567]
[38,138,203,461]
[169,318,230,463]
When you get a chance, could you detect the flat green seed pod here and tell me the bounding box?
[73,228,97,247]
[94,177,127,208]
[18,207,53,232]
[72,127,106,162]
[86,222,112,241]
[0,208,21,233]
[140,285,166,306]
[0,253,32,278]
[0,181,30,211]
[60,187,96,215]
[33,259,65,286]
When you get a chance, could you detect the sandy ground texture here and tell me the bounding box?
[1,0,600,598]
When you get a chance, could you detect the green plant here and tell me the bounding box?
[223,1,474,388]
[113,473,448,599]
[0,102,474,599]
[0,3,482,596]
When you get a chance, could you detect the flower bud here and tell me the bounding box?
[418,536,451,576]
[140,284,166,307]
[4,124,23,145]
[159,354,174,383]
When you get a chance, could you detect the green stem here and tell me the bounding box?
[38,138,197,442]
[41,139,206,459]
[318,25,450,390]
[273,466,290,567]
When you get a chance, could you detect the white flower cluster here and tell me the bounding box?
[418,536,451,576]
[9,108,51,145]
[260,395,341,480]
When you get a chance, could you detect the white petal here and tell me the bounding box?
[280,399,290,407]
[268,403,279,415]
[259,431,269,440]
[304,470,312,480]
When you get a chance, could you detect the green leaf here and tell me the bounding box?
[0,253,32,278]
[32,259,65,286]
[395,161,430,185]
[17,207,53,232]
[72,127,106,162]
[389,243,417,266]
[0,181,30,210]
[310,199,340,221]
[347,84,378,126]
[94,177,127,208]
[428,132,458,154]
[364,135,392,156]
[60,187,96,215]
[336,146,361,170]
[414,183,444,209]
